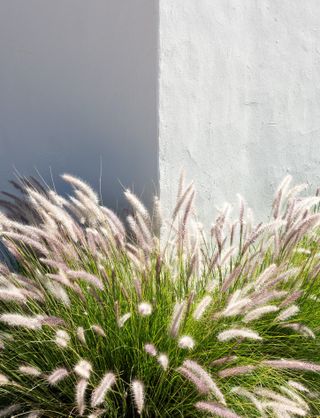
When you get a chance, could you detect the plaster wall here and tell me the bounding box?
[0,0,158,212]
[159,0,320,224]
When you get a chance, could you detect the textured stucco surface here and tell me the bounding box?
[159,0,320,223]
[0,0,158,212]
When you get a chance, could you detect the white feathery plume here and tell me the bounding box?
[144,343,157,357]
[28,188,78,242]
[176,170,185,202]
[0,287,26,303]
[76,378,88,416]
[0,374,9,385]
[262,359,320,372]
[44,280,70,306]
[281,323,315,338]
[231,387,265,415]
[74,360,92,380]
[136,212,153,248]
[18,365,41,377]
[276,305,299,321]
[47,368,69,385]
[211,356,238,366]
[193,295,212,320]
[220,265,242,292]
[172,182,194,221]
[67,270,104,290]
[72,190,104,224]
[0,313,42,330]
[279,386,309,411]
[152,196,162,235]
[273,175,292,219]
[55,330,70,348]
[131,379,144,415]
[118,313,131,328]
[62,174,99,205]
[263,401,307,417]
[183,360,225,404]
[124,190,149,221]
[252,290,288,306]
[169,300,186,337]
[243,305,279,323]
[127,215,150,251]
[222,297,252,317]
[288,380,310,393]
[48,189,68,207]
[195,401,241,418]
[218,365,256,378]
[178,366,209,394]
[138,302,152,316]
[178,335,195,349]
[266,268,299,289]
[286,182,308,199]
[157,354,169,370]
[255,264,278,288]
[217,328,262,342]
[46,273,74,289]
[91,324,106,337]
[101,207,126,238]
[254,388,300,409]
[217,246,236,268]
[91,372,116,407]
[3,231,49,256]
[77,327,86,345]
[237,193,246,227]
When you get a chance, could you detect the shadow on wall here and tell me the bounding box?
[0,0,159,215]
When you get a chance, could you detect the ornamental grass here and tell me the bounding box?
[0,173,319,417]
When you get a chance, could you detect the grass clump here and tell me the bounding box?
[0,173,319,417]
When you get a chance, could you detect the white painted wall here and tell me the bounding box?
[1,1,320,224]
[0,1,158,213]
[159,0,320,223]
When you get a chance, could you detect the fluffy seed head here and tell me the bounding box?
[193,295,212,320]
[195,401,241,418]
[74,360,92,380]
[91,372,116,407]
[47,368,69,385]
[138,302,152,316]
[276,305,299,321]
[157,354,169,370]
[243,305,279,323]
[0,314,42,330]
[55,329,70,348]
[0,374,9,385]
[144,343,157,357]
[76,378,88,416]
[19,365,41,377]
[217,328,262,342]
[131,379,144,415]
[91,324,106,337]
[77,327,86,345]
[118,313,131,327]
[178,335,195,350]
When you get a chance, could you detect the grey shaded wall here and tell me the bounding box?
[0,1,158,212]
[159,0,320,224]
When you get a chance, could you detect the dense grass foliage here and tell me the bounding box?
[0,174,319,417]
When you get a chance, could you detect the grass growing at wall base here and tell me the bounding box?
[0,174,319,417]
